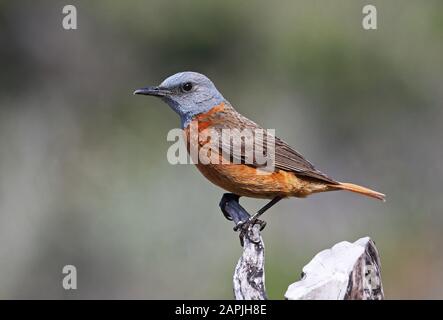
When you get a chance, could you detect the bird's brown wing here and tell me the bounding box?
[270,136,337,184]
[208,105,338,184]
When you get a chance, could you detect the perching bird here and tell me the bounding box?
[134,72,385,227]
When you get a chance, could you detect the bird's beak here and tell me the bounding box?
[133,86,169,97]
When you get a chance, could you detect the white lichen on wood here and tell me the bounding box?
[285,237,384,300]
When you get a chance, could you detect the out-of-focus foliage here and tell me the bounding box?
[0,0,442,299]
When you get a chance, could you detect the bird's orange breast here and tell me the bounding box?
[195,161,299,199]
[183,103,329,199]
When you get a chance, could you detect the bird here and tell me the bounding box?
[134,71,385,228]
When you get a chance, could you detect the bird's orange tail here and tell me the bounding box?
[333,182,386,201]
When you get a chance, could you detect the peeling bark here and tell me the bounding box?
[233,224,267,300]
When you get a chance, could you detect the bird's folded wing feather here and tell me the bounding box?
[201,104,337,184]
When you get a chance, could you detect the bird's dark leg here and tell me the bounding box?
[234,196,282,233]
[253,196,283,221]
[219,193,268,245]
[219,193,249,224]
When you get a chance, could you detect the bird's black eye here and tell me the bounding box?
[182,82,193,92]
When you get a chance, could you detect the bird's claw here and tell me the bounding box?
[233,217,267,232]
[234,217,266,246]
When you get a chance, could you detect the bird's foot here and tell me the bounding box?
[234,216,267,243]
[233,217,267,232]
[219,193,267,246]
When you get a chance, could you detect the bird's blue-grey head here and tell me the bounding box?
[134,72,225,128]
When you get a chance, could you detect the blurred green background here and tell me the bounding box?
[0,0,442,299]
